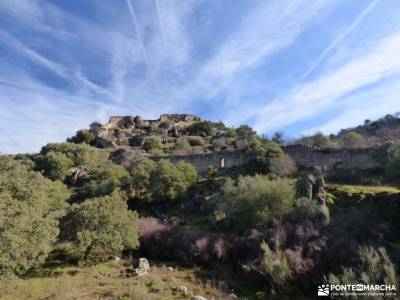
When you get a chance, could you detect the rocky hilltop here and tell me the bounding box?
[94,114,201,148]
[69,114,256,156]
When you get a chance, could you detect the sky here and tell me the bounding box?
[1,0,400,154]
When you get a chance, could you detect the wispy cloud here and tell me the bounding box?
[253,32,400,133]
[302,0,381,79]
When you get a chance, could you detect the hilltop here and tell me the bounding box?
[68,114,257,157]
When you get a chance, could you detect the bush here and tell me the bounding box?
[261,240,294,291]
[340,131,365,148]
[67,129,96,145]
[0,157,69,276]
[60,193,139,259]
[384,141,400,183]
[173,138,191,155]
[218,176,295,230]
[270,154,297,177]
[187,121,215,136]
[290,197,321,221]
[188,136,205,146]
[328,246,398,288]
[143,136,161,151]
[249,140,284,174]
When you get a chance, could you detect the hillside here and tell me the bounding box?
[2,113,400,300]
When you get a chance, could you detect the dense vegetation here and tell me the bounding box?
[2,114,400,299]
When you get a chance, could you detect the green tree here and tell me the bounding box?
[249,139,283,174]
[67,129,96,145]
[0,157,69,276]
[35,151,74,181]
[218,176,295,230]
[80,163,130,198]
[149,159,197,202]
[187,121,215,136]
[130,158,157,199]
[383,141,400,183]
[60,193,139,259]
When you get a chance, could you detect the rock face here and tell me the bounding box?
[92,114,202,149]
[297,174,316,200]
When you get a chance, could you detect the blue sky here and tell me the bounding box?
[1,0,400,153]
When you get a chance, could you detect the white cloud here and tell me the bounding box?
[252,33,400,133]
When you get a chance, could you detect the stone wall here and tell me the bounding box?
[150,150,251,173]
[284,144,382,171]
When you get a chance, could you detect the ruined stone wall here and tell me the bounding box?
[150,150,251,173]
[284,144,382,171]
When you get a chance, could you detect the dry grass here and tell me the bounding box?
[326,184,400,195]
[0,260,235,300]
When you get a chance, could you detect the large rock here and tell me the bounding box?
[191,296,207,300]
[297,174,316,199]
[134,257,150,276]
[67,167,89,185]
[314,177,327,206]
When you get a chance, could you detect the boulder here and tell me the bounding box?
[67,167,89,185]
[191,296,207,300]
[133,257,150,276]
[175,285,189,296]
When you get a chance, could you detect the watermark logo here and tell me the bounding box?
[318,284,330,296]
[318,283,397,297]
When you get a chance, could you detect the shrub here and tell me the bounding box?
[60,193,139,259]
[235,125,256,139]
[174,138,191,153]
[340,131,365,148]
[188,136,205,146]
[328,246,398,288]
[261,240,294,291]
[67,129,96,145]
[383,141,400,183]
[249,140,284,174]
[218,176,295,230]
[270,154,297,177]
[143,136,161,151]
[187,121,215,136]
[290,197,321,221]
[0,157,69,276]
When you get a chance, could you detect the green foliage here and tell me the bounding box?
[80,163,130,198]
[35,143,108,181]
[143,136,162,151]
[328,246,398,290]
[173,138,191,155]
[67,129,96,145]
[235,125,256,139]
[383,141,400,183]
[149,160,197,202]
[270,154,297,177]
[218,176,295,230]
[290,197,321,221]
[261,240,294,291]
[0,157,69,276]
[187,136,205,146]
[187,121,215,136]
[249,139,284,174]
[340,131,365,148]
[130,158,157,200]
[40,143,98,165]
[60,193,139,258]
[35,151,74,181]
